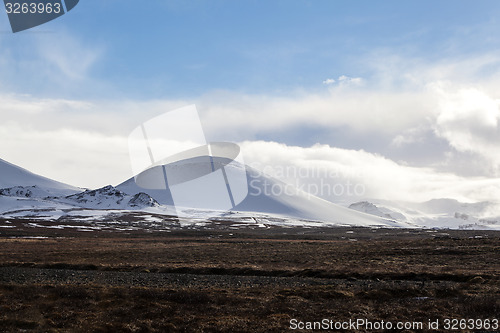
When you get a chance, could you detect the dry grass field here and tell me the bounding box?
[0,219,498,332]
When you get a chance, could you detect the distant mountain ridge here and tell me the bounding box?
[1,157,499,230]
[349,199,500,230]
[117,156,412,228]
[0,158,80,196]
[60,185,159,209]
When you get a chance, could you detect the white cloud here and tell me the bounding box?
[0,94,190,188]
[240,141,500,204]
[0,94,190,135]
[1,114,498,205]
[199,87,433,140]
[322,76,363,86]
[390,126,429,147]
[0,123,130,189]
[338,75,364,86]
[2,52,500,205]
[433,86,500,174]
[36,31,103,81]
[0,31,104,96]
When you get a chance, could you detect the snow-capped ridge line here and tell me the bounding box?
[2,157,498,230]
[0,157,81,196]
[117,156,414,228]
[349,200,500,230]
[62,185,160,209]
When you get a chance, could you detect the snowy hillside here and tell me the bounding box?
[117,157,413,228]
[1,156,499,230]
[0,158,162,221]
[59,185,160,209]
[349,199,500,230]
[0,158,80,196]
[0,185,58,199]
[348,201,407,220]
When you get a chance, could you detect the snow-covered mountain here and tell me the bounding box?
[0,159,160,220]
[0,185,58,199]
[117,157,411,228]
[349,199,500,230]
[1,156,499,230]
[349,201,407,221]
[59,185,159,209]
[0,158,80,197]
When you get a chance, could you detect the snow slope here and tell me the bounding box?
[0,158,80,196]
[58,185,160,210]
[1,157,498,230]
[349,199,500,230]
[0,186,58,198]
[118,157,413,227]
[0,185,167,221]
[349,201,407,221]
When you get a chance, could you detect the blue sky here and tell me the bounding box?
[1,1,500,98]
[1,1,500,205]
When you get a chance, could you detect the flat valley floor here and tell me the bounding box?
[0,219,498,332]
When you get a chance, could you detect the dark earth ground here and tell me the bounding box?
[0,217,498,332]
